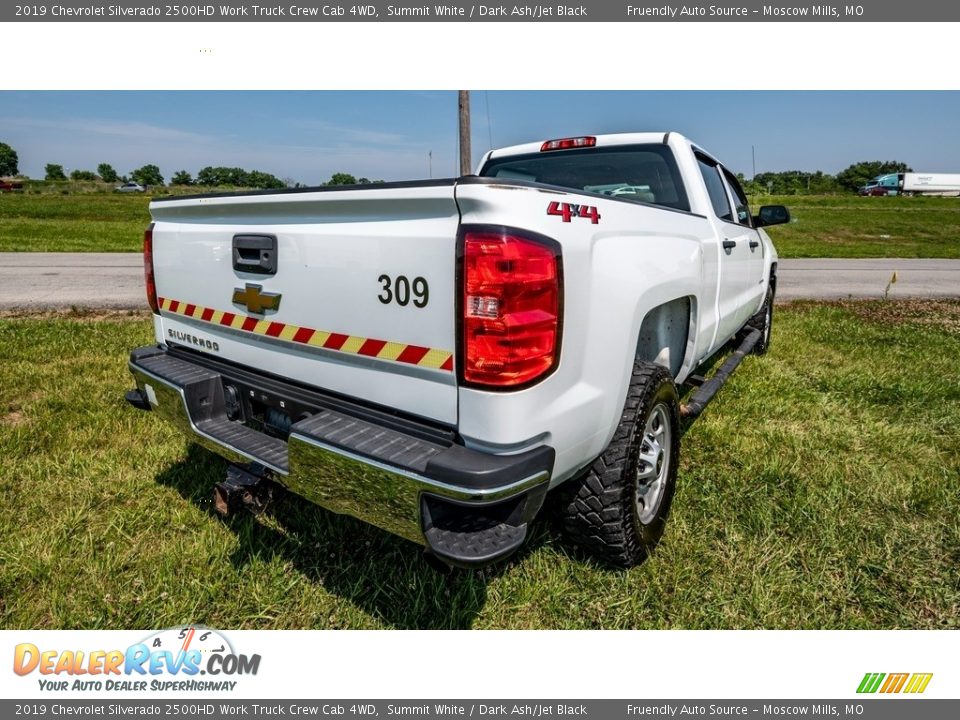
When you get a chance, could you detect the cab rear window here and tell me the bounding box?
[479,144,690,212]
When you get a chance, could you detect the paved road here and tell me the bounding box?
[1,253,959,310]
[0,253,146,310]
[775,258,960,301]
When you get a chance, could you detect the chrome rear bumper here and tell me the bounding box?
[127,345,553,567]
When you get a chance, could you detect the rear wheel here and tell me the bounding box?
[560,361,680,567]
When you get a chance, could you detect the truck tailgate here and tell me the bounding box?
[149,182,459,425]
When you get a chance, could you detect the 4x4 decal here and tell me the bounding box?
[547,201,601,224]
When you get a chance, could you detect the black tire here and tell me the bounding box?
[560,361,680,567]
[748,282,775,355]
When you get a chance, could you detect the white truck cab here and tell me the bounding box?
[126,132,788,568]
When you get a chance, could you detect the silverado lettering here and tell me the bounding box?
[167,329,220,352]
[128,132,787,569]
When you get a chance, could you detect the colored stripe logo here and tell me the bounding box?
[857,673,933,694]
[158,296,454,373]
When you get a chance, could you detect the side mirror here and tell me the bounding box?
[754,205,790,227]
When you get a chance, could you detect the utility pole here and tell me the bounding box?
[428,151,432,179]
[752,145,756,179]
[458,90,471,176]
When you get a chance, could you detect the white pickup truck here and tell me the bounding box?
[125,132,788,569]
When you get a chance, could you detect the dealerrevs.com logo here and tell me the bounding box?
[13,627,261,693]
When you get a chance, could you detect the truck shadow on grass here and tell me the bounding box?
[155,444,552,629]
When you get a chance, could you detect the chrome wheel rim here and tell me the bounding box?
[763,305,771,345]
[635,403,671,525]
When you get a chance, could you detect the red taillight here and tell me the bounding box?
[540,136,596,152]
[461,228,561,388]
[143,223,159,314]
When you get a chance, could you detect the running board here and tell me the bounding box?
[680,329,761,420]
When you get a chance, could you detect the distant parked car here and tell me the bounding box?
[116,182,146,193]
[0,179,24,192]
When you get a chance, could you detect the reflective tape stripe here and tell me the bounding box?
[158,296,454,372]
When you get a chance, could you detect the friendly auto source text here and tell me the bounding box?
[626,5,857,17]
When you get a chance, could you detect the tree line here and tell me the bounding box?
[0,140,911,194]
[0,142,381,190]
[739,161,911,194]
[38,163,380,189]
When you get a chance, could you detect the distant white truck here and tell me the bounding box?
[859,172,960,196]
[901,173,960,196]
[125,132,787,569]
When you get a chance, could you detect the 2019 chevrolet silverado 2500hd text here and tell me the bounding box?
[125,132,788,569]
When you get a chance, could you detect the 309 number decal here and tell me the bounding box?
[547,201,601,224]
[378,274,429,307]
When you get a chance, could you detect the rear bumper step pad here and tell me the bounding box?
[127,345,553,566]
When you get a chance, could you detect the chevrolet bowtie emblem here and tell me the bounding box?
[232,284,282,314]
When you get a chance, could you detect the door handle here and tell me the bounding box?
[722,239,736,250]
[233,234,277,275]
[749,240,759,249]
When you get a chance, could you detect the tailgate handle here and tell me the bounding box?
[233,234,277,275]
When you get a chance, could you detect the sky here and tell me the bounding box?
[2,91,959,184]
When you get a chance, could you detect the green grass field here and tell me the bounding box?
[0,194,150,252]
[759,194,960,258]
[1,191,959,256]
[1,301,958,629]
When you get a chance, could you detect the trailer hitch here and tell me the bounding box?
[213,464,276,517]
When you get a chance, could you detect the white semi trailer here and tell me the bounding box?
[900,173,960,196]
[860,172,960,196]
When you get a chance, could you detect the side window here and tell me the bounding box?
[697,157,733,222]
[721,168,752,227]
